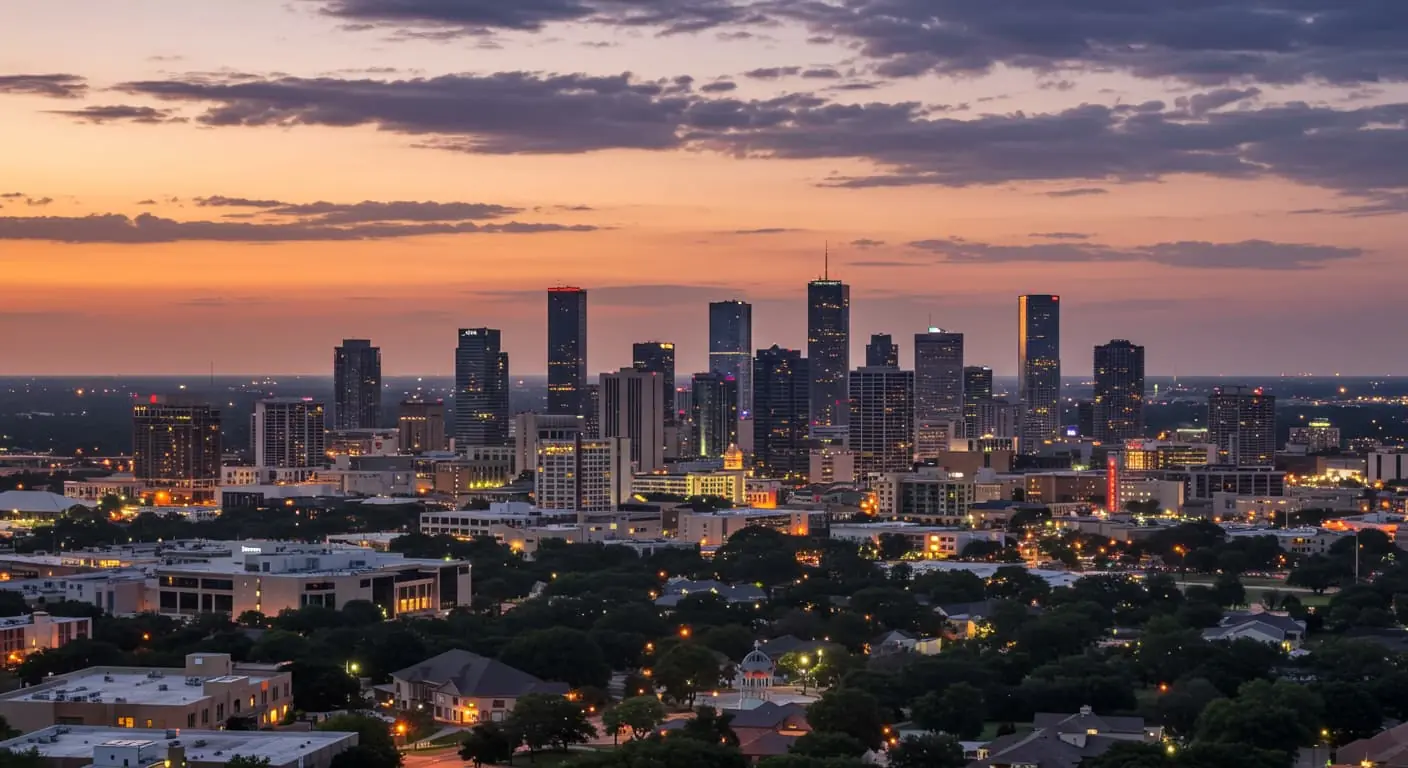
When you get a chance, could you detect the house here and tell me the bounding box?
[967,706,1159,768]
[655,579,768,608]
[663,702,812,762]
[391,649,569,724]
[868,630,941,657]
[936,600,1003,639]
[1336,720,1408,766]
[1202,609,1306,649]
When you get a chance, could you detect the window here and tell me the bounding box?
[234,699,241,713]
[217,704,224,720]
[202,709,209,725]
[145,720,153,728]
[117,717,134,728]
[492,700,505,709]
[187,714,196,727]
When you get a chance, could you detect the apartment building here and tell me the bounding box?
[0,612,91,664]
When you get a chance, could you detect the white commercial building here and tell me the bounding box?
[535,436,633,515]
[0,725,356,768]
[678,508,824,547]
[874,467,977,525]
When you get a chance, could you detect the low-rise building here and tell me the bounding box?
[0,612,92,664]
[968,707,1160,768]
[0,653,291,734]
[630,470,747,505]
[830,523,1006,559]
[392,649,568,724]
[654,579,767,608]
[1179,465,1286,502]
[0,725,356,768]
[0,571,149,615]
[1203,610,1307,649]
[1025,471,1105,505]
[677,508,822,546]
[874,467,976,525]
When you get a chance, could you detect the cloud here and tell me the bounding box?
[801,68,842,79]
[269,200,521,223]
[0,74,88,99]
[0,193,24,199]
[1029,232,1091,240]
[850,260,923,267]
[1176,88,1261,117]
[26,197,53,207]
[311,0,765,36]
[907,237,1363,270]
[743,67,801,80]
[46,105,186,124]
[195,196,291,208]
[136,199,158,206]
[730,227,800,235]
[700,81,738,93]
[770,0,1408,86]
[1045,187,1108,198]
[850,238,885,248]
[0,213,599,243]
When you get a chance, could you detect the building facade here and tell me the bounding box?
[251,399,326,472]
[691,372,740,459]
[398,400,447,453]
[874,468,976,525]
[848,367,916,479]
[547,287,588,416]
[512,412,584,476]
[600,368,666,472]
[332,339,382,431]
[865,334,898,368]
[1208,386,1276,466]
[962,365,993,437]
[1287,418,1340,453]
[806,278,850,428]
[131,398,222,503]
[534,436,633,514]
[633,342,677,424]
[0,612,91,664]
[1093,340,1145,443]
[709,300,753,414]
[454,328,510,448]
[752,346,810,480]
[1018,294,1061,452]
[915,329,965,426]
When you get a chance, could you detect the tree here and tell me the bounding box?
[236,610,268,628]
[97,493,124,517]
[227,758,273,768]
[1210,573,1245,608]
[0,749,46,768]
[1287,555,1340,594]
[505,693,597,757]
[499,627,610,689]
[678,706,739,747]
[806,689,885,750]
[655,643,721,707]
[603,696,667,743]
[713,528,802,586]
[910,683,984,739]
[1155,678,1225,736]
[790,732,868,758]
[0,716,17,740]
[319,713,401,768]
[459,722,518,767]
[1194,680,1323,753]
[877,533,913,561]
[1079,742,1169,768]
[568,737,747,768]
[887,734,965,768]
[290,662,362,712]
[1318,681,1384,744]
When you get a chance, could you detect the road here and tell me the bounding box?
[403,748,464,768]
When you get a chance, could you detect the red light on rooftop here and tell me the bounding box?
[149,395,158,404]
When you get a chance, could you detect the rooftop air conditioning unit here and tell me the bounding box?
[158,684,169,691]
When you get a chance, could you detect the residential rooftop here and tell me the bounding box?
[0,726,355,766]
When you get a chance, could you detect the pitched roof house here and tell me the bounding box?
[392,649,568,724]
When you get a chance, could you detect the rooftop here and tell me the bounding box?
[0,726,355,766]
[0,667,277,707]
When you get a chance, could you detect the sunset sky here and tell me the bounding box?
[3,0,1407,377]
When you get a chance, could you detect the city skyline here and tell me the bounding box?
[6,1,1408,377]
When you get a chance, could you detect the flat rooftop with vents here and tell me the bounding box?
[0,725,356,768]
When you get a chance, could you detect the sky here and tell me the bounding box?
[3,0,1408,377]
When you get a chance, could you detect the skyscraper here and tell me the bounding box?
[547,287,588,415]
[132,396,221,501]
[600,367,666,472]
[865,334,899,368]
[455,328,510,447]
[1093,340,1146,443]
[709,300,753,413]
[807,275,850,427]
[1018,295,1062,452]
[398,400,446,453]
[633,342,677,423]
[753,345,810,479]
[333,339,382,430]
[691,371,739,458]
[252,398,326,469]
[915,329,965,424]
[1208,386,1276,466]
[848,366,915,478]
[962,365,993,435]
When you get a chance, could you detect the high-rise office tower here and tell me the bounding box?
[915,329,965,423]
[709,300,753,413]
[600,367,666,472]
[691,371,739,458]
[547,287,588,415]
[1018,295,1062,452]
[865,334,899,368]
[633,342,677,423]
[962,365,993,434]
[848,366,916,478]
[1208,386,1276,466]
[252,398,326,468]
[398,400,446,453]
[807,273,850,427]
[455,328,510,447]
[535,435,632,517]
[1076,401,1096,438]
[333,339,382,430]
[753,345,811,479]
[132,397,222,499]
[1094,340,1146,443]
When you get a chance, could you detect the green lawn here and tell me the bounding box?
[978,722,1031,740]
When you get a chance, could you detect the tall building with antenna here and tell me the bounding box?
[807,246,850,428]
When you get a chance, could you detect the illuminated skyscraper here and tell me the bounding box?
[333,339,382,430]
[753,345,810,479]
[633,341,677,423]
[962,365,993,435]
[865,334,899,368]
[1094,340,1146,443]
[1209,386,1276,466]
[1018,295,1061,452]
[132,396,221,501]
[807,272,850,427]
[848,366,915,478]
[915,329,965,424]
[252,398,326,469]
[455,328,510,447]
[600,367,666,472]
[547,287,588,415]
[709,300,753,413]
[691,371,739,458]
